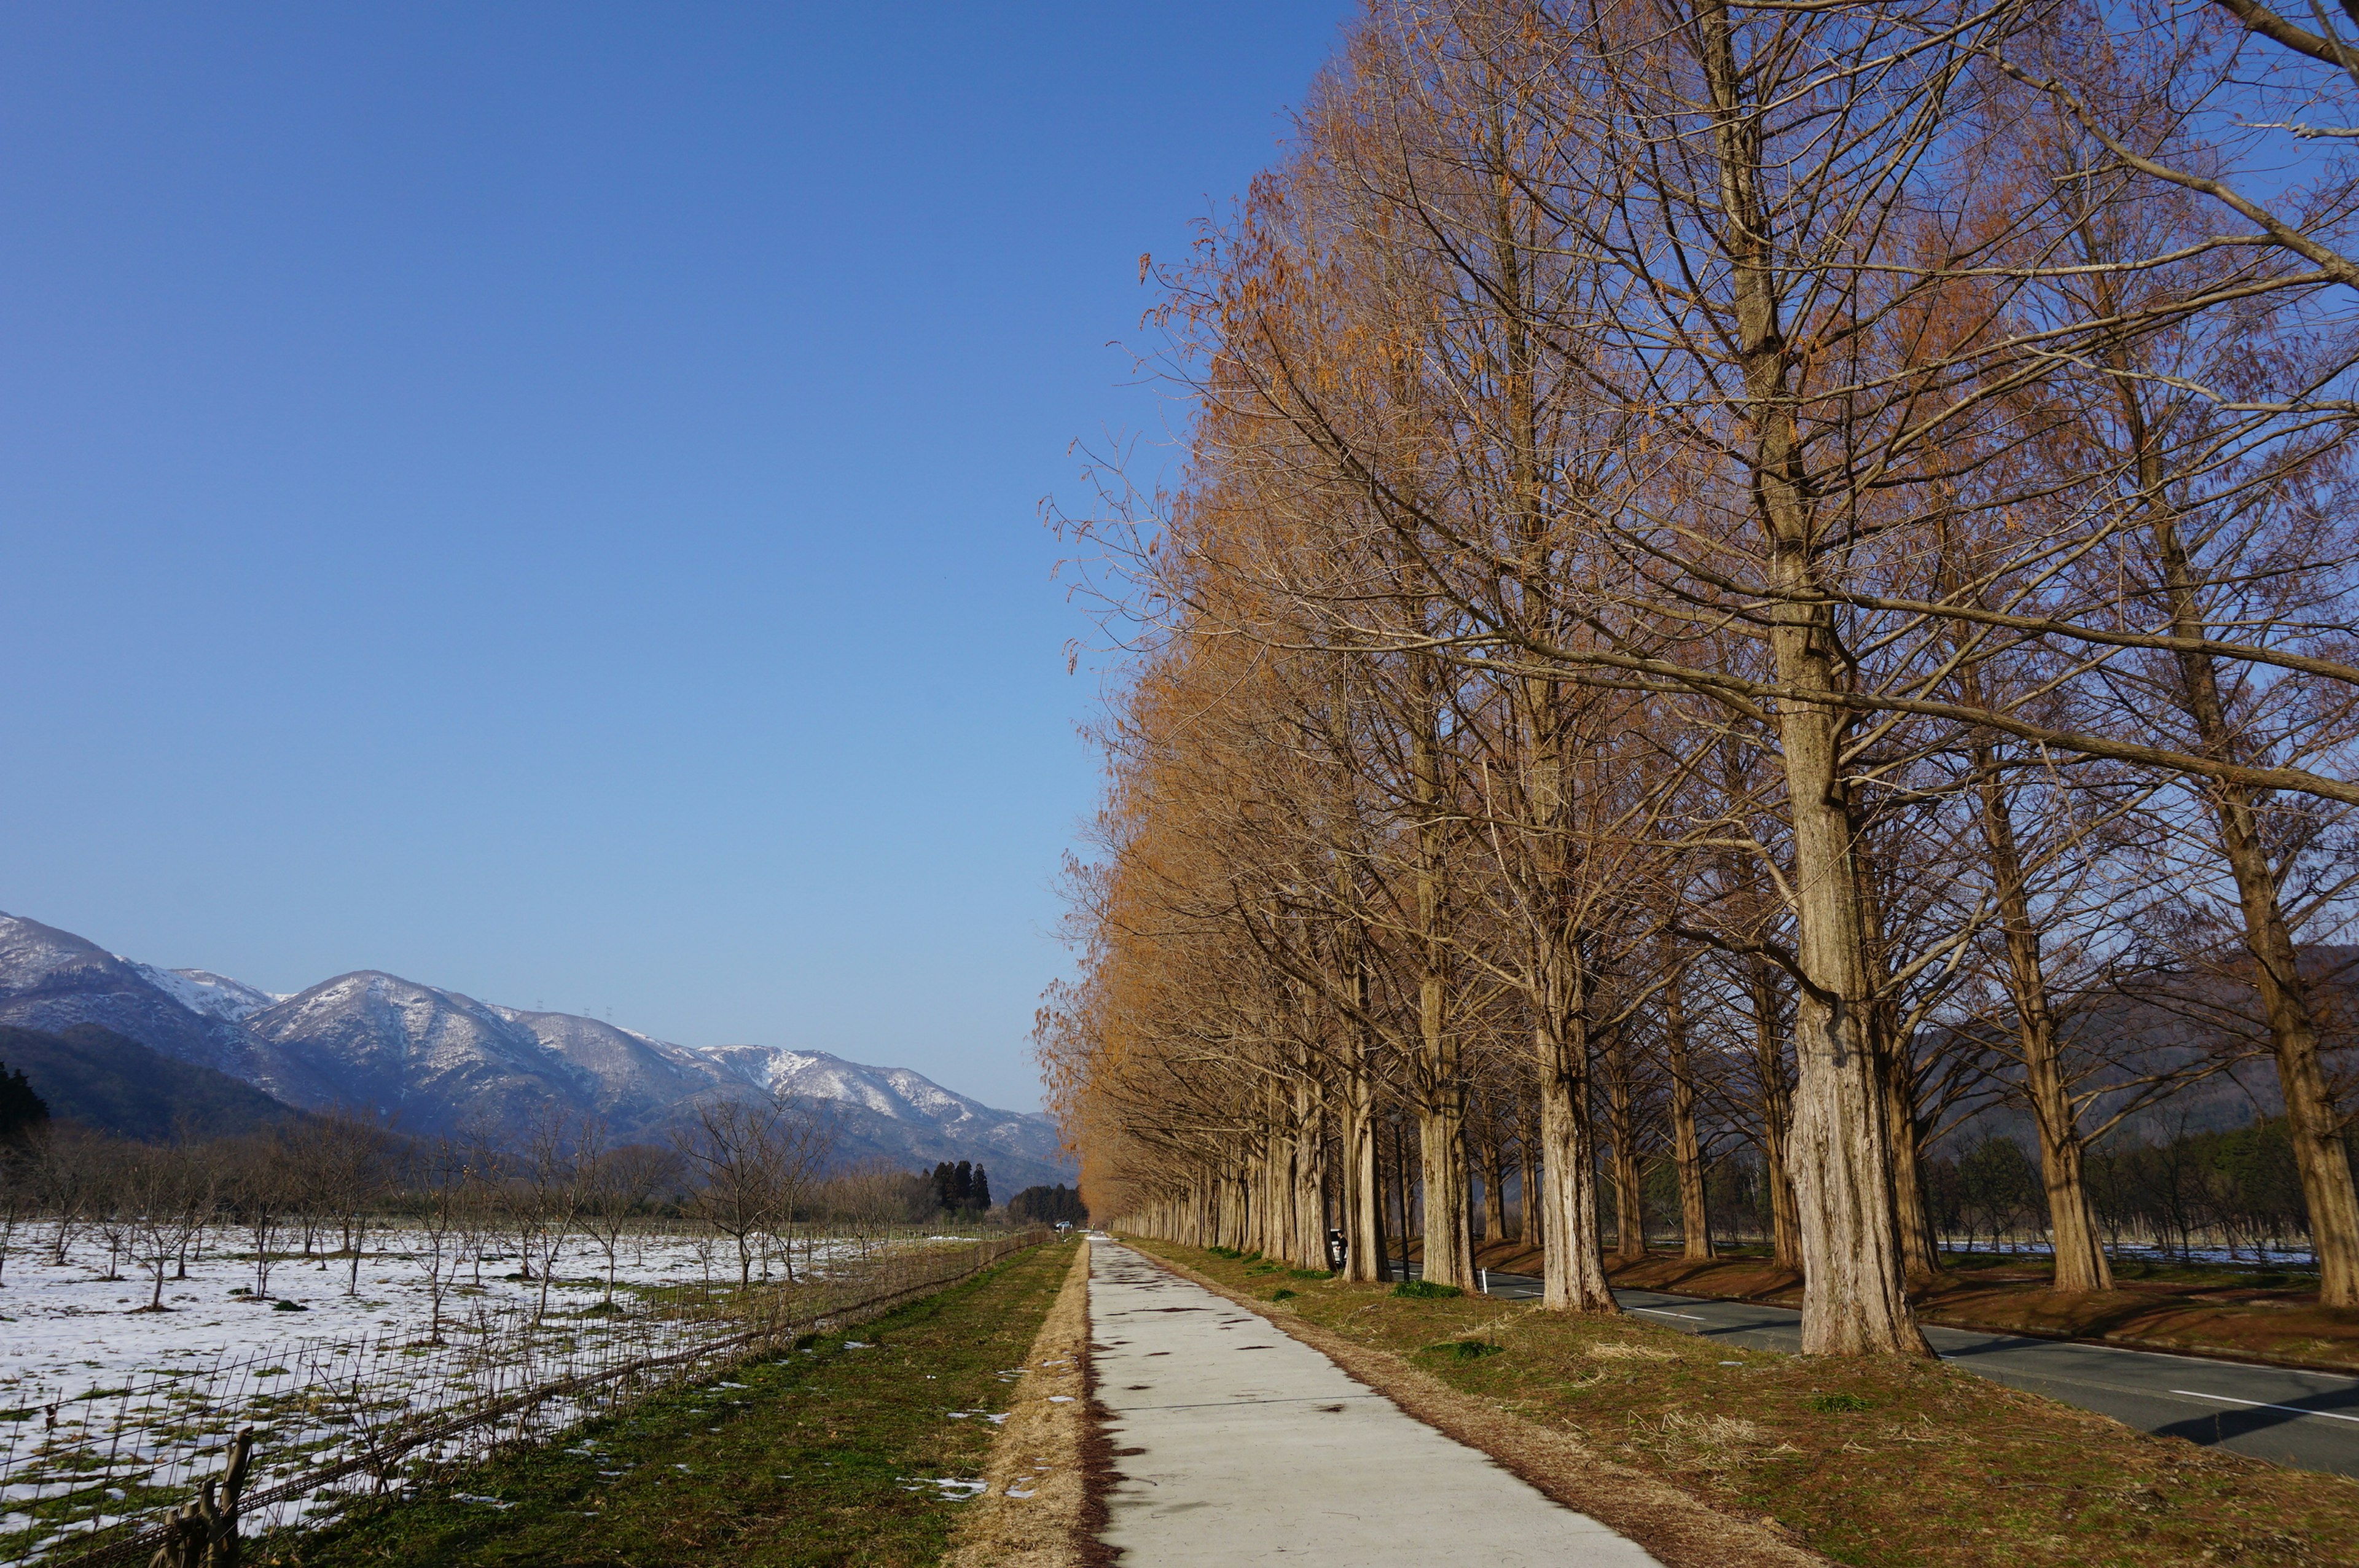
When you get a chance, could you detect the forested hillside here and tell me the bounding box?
[0,1024,302,1141]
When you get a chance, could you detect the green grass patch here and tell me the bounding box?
[268,1238,1073,1568]
[1143,1237,2359,1568]
[1425,1340,1503,1362]
[1269,1289,1297,1302]
[1391,1279,1462,1300]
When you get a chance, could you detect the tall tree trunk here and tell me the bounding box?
[1699,0,1927,1354]
[1521,679,1611,1306]
[1417,1096,1474,1288]
[1971,737,2112,1292]
[1605,1028,1648,1262]
[1516,1123,1537,1244]
[2126,396,2359,1305]
[1481,1133,1508,1245]
[1293,1075,1328,1271]
[1853,840,1944,1284]
[1747,952,1804,1268]
[1341,1044,1390,1282]
[1536,998,1618,1309]
[1665,979,1715,1260]
[1412,693,1476,1290]
[1390,1117,1414,1271]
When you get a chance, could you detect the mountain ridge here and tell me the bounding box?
[0,911,1073,1189]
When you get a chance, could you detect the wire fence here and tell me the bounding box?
[2,1229,1047,1567]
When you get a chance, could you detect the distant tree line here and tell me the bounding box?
[0,1081,1029,1321]
[1006,1184,1087,1227]
[1922,1123,2314,1265]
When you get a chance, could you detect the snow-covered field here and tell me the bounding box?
[0,1227,934,1564]
[2,1228,741,1402]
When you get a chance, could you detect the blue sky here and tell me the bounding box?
[0,3,1351,1110]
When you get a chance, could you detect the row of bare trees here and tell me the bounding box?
[0,1093,969,1327]
[1039,0,2359,1354]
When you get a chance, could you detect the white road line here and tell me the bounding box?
[2171,1390,2359,1424]
[1631,1307,1705,1321]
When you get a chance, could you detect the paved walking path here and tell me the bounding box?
[1089,1241,1662,1566]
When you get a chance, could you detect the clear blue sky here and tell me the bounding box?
[0,3,1350,1111]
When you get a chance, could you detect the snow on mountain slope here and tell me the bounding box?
[688,1043,1070,1187]
[133,965,281,1023]
[0,912,326,1101]
[0,911,1072,1185]
[245,972,616,1135]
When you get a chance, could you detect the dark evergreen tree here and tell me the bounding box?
[971,1165,991,1212]
[1007,1184,1089,1225]
[0,1061,47,1142]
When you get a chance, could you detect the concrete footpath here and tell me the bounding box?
[1089,1240,1663,1566]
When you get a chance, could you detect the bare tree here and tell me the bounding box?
[125,1142,213,1312]
[670,1096,831,1290]
[581,1142,677,1305]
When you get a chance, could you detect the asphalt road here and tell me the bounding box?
[1449,1263,2359,1478]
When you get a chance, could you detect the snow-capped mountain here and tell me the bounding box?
[132,965,282,1023]
[695,1046,1073,1184]
[0,911,1074,1189]
[0,914,335,1102]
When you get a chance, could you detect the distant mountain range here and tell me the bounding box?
[0,911,1074,1190]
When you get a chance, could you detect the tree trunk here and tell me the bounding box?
[1699,0,1927,1354]
[1971,738,2112,1292]
[1605,1029,1648,1262]
[1480,1134,1508,1244]
[2145,499,2359,1304]
[1341,1053,1390,1282]
[1666,980,1715,1260]
[1411,694,1474,1289]
[1293,1076,1328,1272]
[1853,840,1944,1284]
[1516,1125,1538,1244]
[1417,1097,1474,1289]
[1750,962,1804,1268]
[1535,968,1618,1311]
[1390,1118,1414,1271]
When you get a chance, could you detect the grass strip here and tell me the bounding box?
[942,1239,1094,1567]
[1139,1238,2359,1568]
[267,1238,1078,1568]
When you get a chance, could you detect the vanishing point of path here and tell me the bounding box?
[1089,1241,1662,1566]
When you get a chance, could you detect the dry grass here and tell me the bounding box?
[941,1240,1094,1568]
[1589,1342,1680,1362]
